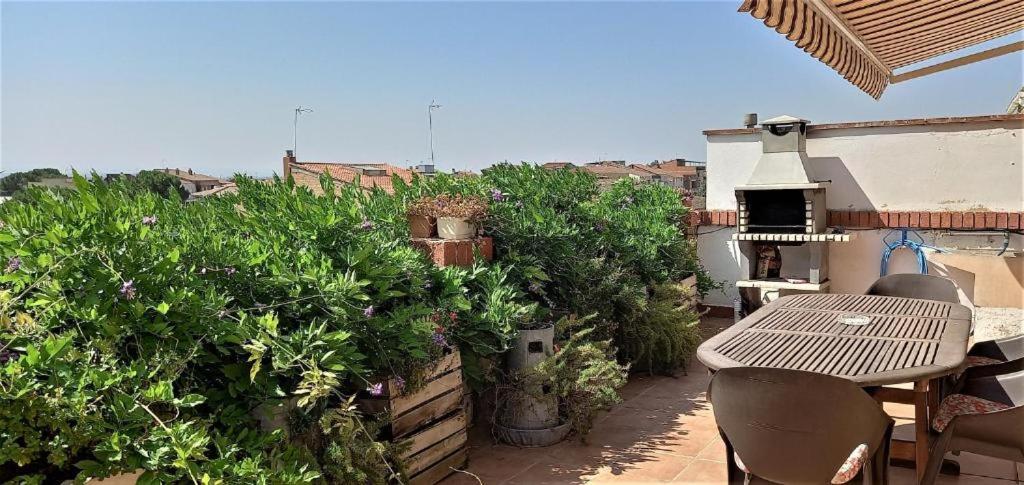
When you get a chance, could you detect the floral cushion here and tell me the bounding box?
[932,394,1011,432]
[965,355,1004,367]
[734,443,869,484]
[955,355,1004,378]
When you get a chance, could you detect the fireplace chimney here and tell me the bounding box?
[744,115,816,186]
[743,113,758,128]
[283,150,296,179]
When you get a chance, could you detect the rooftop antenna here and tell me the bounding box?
[428,100,442,166]
[293,106,313,160]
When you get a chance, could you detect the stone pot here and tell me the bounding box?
[500,325,560,432]
[492,421,571,448]
[437,217,475,240]
[408,214,436,238]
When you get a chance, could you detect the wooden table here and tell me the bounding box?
[697,293,972,481]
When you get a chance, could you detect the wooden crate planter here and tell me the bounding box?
[359,352,468,485]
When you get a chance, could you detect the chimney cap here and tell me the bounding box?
[761,115,809,125]
[286,149,294,157]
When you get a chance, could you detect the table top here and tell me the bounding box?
[697,293,973,386]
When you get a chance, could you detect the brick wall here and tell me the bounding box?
[696,210,1023,230]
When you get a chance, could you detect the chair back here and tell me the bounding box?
[709,367,892,484]
[866,273,960,304]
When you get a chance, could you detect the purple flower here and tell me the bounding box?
[363,306,375,318]
[141,215,158,226]
[120,280,137,300]
[367,382,384,396]
[431,331,449,349]
[5,256,20,273]
[0,349,15,365]
[360,218,374,230]
[224,267,237,276]
[395,376,406,392]
[490,189,505,202]
[594,222,606,232]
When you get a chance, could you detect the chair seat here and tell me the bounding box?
[932,394,1011,432]
[734,444,869,484]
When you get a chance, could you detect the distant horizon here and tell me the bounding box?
[3,1,1022,178]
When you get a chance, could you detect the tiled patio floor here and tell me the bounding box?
[441,318,1022,485]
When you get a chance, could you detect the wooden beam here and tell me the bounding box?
[890,41,1024,84]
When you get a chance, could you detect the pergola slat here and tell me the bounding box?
[738,0,1024,98]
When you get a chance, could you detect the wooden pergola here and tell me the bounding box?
[739,0,1024,98]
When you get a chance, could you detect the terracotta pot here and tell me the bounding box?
[408,214,436,238]
[437,217,475,240]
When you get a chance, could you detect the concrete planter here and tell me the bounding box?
[492,421,571,448]
[497,325,568,447]
[436,217,475,240]
[408,214,436,238]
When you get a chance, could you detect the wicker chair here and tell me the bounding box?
[924,369,1024,485]
[709,367,894,485]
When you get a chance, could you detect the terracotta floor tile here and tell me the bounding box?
[588,456,694,483]
[670,459,727,484]
[948,452,1019,480]
[694,437,726,463]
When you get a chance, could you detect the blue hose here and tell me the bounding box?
[880,229,941,276]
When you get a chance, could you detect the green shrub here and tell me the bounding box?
[618,281,702,374]
[0,174,526,482]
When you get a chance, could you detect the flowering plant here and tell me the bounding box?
[424,194,488,221]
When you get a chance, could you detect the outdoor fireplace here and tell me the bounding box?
[733,115,853,312]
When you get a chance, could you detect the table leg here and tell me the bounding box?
[914,380,930,483]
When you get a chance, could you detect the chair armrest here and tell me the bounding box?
[960,369,1024,406]
[960,358,1024,381]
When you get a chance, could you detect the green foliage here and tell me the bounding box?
[0,173,525,482]
[0,163,713,479]
[0,168,64,196]
[120,170,190,200]
[618,282,702,374]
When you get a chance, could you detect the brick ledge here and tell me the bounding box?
[696,210,1022,230]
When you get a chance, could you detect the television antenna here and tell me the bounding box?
[428,100,442,165]
[293,106,313,159]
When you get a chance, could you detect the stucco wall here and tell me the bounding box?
[699,118,1024,308]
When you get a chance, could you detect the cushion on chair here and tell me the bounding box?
[955,355,1004,378]
[965,355,1004,367]
[932,394,1011,432]
[734,443,869,484]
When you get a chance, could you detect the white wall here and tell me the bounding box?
[699,119,1024,308]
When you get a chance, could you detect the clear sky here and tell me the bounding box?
[2,1,1022,177]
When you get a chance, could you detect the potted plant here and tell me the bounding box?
[432,194,486,240]
[493,315,627,447]
[407,196,436,238]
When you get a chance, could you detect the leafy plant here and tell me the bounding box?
[428,194,488,220]
[618,281,702,375]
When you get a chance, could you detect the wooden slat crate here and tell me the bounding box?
[358,352,468,485]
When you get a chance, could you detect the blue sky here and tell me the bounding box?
[2,1,1022,177]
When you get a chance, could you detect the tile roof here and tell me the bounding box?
[582,162,651,178]
[189,183,238,199]
[642,164,698,177]
[155,168,223,183]
[541,161,578,169]
[291,162,415,194]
